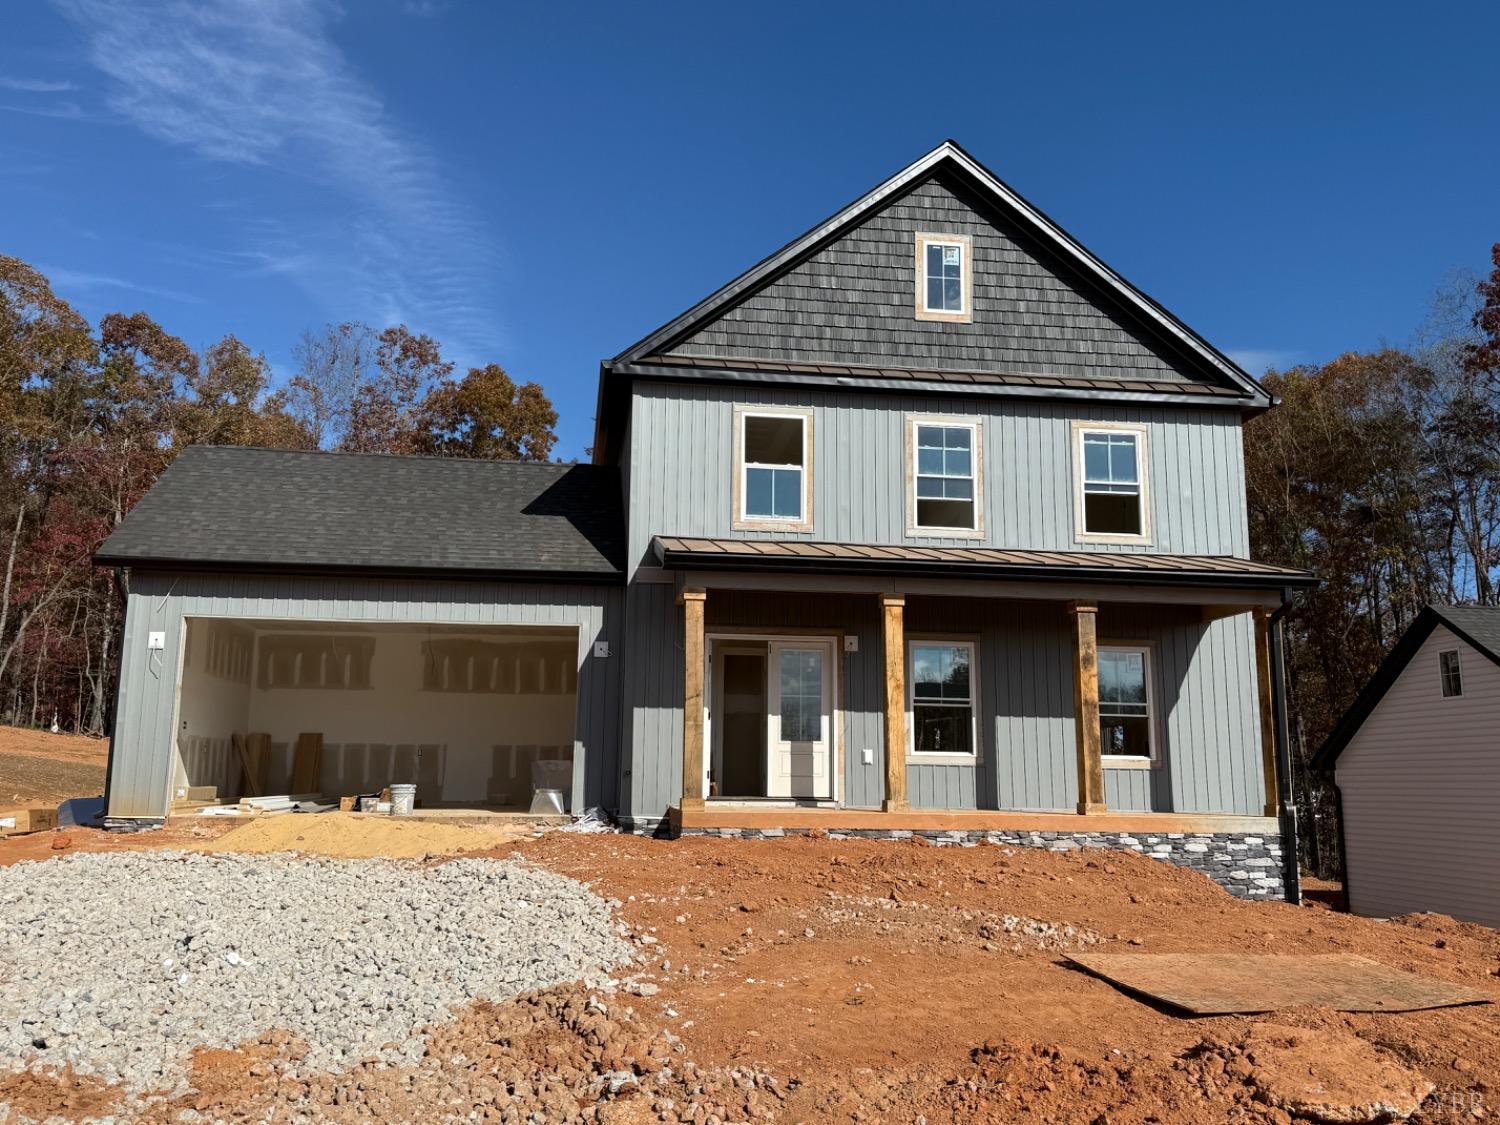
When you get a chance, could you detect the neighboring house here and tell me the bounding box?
[97,140,1313,899]
[1312,606,1500,927]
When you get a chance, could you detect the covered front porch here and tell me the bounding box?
[658,537,1311,847]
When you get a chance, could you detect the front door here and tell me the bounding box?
[767,641,833,800]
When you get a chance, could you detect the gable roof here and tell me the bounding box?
[95,446,625,581]
[608,140,1271,407]
[1311,605,1500,770]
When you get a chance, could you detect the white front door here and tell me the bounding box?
[767,641,833,799]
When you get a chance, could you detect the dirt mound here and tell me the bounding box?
[152,985,782,1123]
[200,813,525,858]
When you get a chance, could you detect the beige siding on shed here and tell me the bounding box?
[1337,625,1500,927]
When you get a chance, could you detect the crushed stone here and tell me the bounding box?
[0,851,634,1098]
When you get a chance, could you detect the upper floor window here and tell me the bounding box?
[908,416,982,536]
[1098,645,1155,762]
[1439,649,1463,697]
[1074,423,1151,542]
[915,233,972,323]
[735,407,812,530]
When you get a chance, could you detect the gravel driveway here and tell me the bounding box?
[0,851,634,1097]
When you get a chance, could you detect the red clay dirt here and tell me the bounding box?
[0,724,108,808]
[0,828,1496,1122]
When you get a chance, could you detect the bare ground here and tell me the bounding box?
[0,725,107,808]
[0,825,1495,1122]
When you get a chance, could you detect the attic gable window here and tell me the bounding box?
[734,407,813,531]
[1439,649,1463,697]
[915,233,973,323]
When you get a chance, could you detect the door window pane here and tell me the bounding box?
[778,648,823,743]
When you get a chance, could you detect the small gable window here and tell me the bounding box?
[1075,423,1151,542]
[915,233,973,323]
[1439,649,1463,698]
[735,408,812,530]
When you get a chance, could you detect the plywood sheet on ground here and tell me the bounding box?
[1067,953,1490,1015]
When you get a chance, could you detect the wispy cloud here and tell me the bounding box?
[50,0,501,358]
[0,76,77,93]
[41,264,207,306]
[1226,348,1304,376]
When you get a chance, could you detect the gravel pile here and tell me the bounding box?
[0,851,634,1096]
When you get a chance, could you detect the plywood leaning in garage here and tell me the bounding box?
[291,732,323,794]
[1068,952,1491,1014]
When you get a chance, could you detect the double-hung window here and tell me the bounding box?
[1076,424,1150,540]
[1098,645,1155,761]
[1439,649,1463,698]
[736,409,811,528]
[915,233,972,322]
[909,640,976,757]
[911,418,980,533]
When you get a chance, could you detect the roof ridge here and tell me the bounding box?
[181,445,592,470]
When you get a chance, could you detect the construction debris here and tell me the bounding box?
[1067,951,1491,1014]
[0,808,58,836]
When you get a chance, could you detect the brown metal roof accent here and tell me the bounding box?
[652,536,1315,588]
[641,354,1247,399]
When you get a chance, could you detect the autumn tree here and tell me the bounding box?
[420,362,558,461]
[342,326,452,455]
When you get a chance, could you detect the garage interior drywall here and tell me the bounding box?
[173,618,579,808]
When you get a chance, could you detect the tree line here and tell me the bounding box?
[0,254,558,736]
[1246,245,1500,876]
[4,243,1500,880]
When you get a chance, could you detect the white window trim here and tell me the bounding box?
[906,414,984,538]
[1072,420,1153,545]
[905,636,981,763]
[1438,648,1464,698]
[732,405,814,533]
[914,232,973,323]
[1097,641,1160,769]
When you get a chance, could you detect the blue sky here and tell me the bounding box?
[3,1,1497,458]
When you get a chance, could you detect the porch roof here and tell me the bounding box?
[653,536,1315,590]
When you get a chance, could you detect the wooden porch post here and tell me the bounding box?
[1254,607,1281,818]
[680,588,707,811]
[880,593,909,812]
[1068,601,1107,815]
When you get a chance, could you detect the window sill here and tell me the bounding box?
[907,753,979,765]
[906,525,985,540]
[730,519,814,534]
[1074,532,1154,547]
[1102,756,1157,770]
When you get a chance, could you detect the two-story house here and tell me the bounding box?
[96,141,1312,899]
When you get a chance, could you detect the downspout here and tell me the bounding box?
[1269,586,1301,905]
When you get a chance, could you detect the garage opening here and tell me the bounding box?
[170,618,579,813]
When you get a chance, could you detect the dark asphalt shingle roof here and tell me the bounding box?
[1311,605,1500,770]
[95,446,625,579]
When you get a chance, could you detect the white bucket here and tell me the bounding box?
[390,783,417,817]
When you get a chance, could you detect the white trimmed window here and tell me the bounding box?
[915,233,972,323]
[1075,424,1150,540]
[1439,649,1463,698]
[1098,645,1155,761]
[910,418,980,533]
[908,640,977,757]
[736,409,811,528]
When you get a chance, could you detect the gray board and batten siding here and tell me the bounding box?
[616,587,1268,825]
[106,571,622,820]
[623,380,1249,575]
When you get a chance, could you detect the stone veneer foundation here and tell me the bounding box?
[639,821,1288,901]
